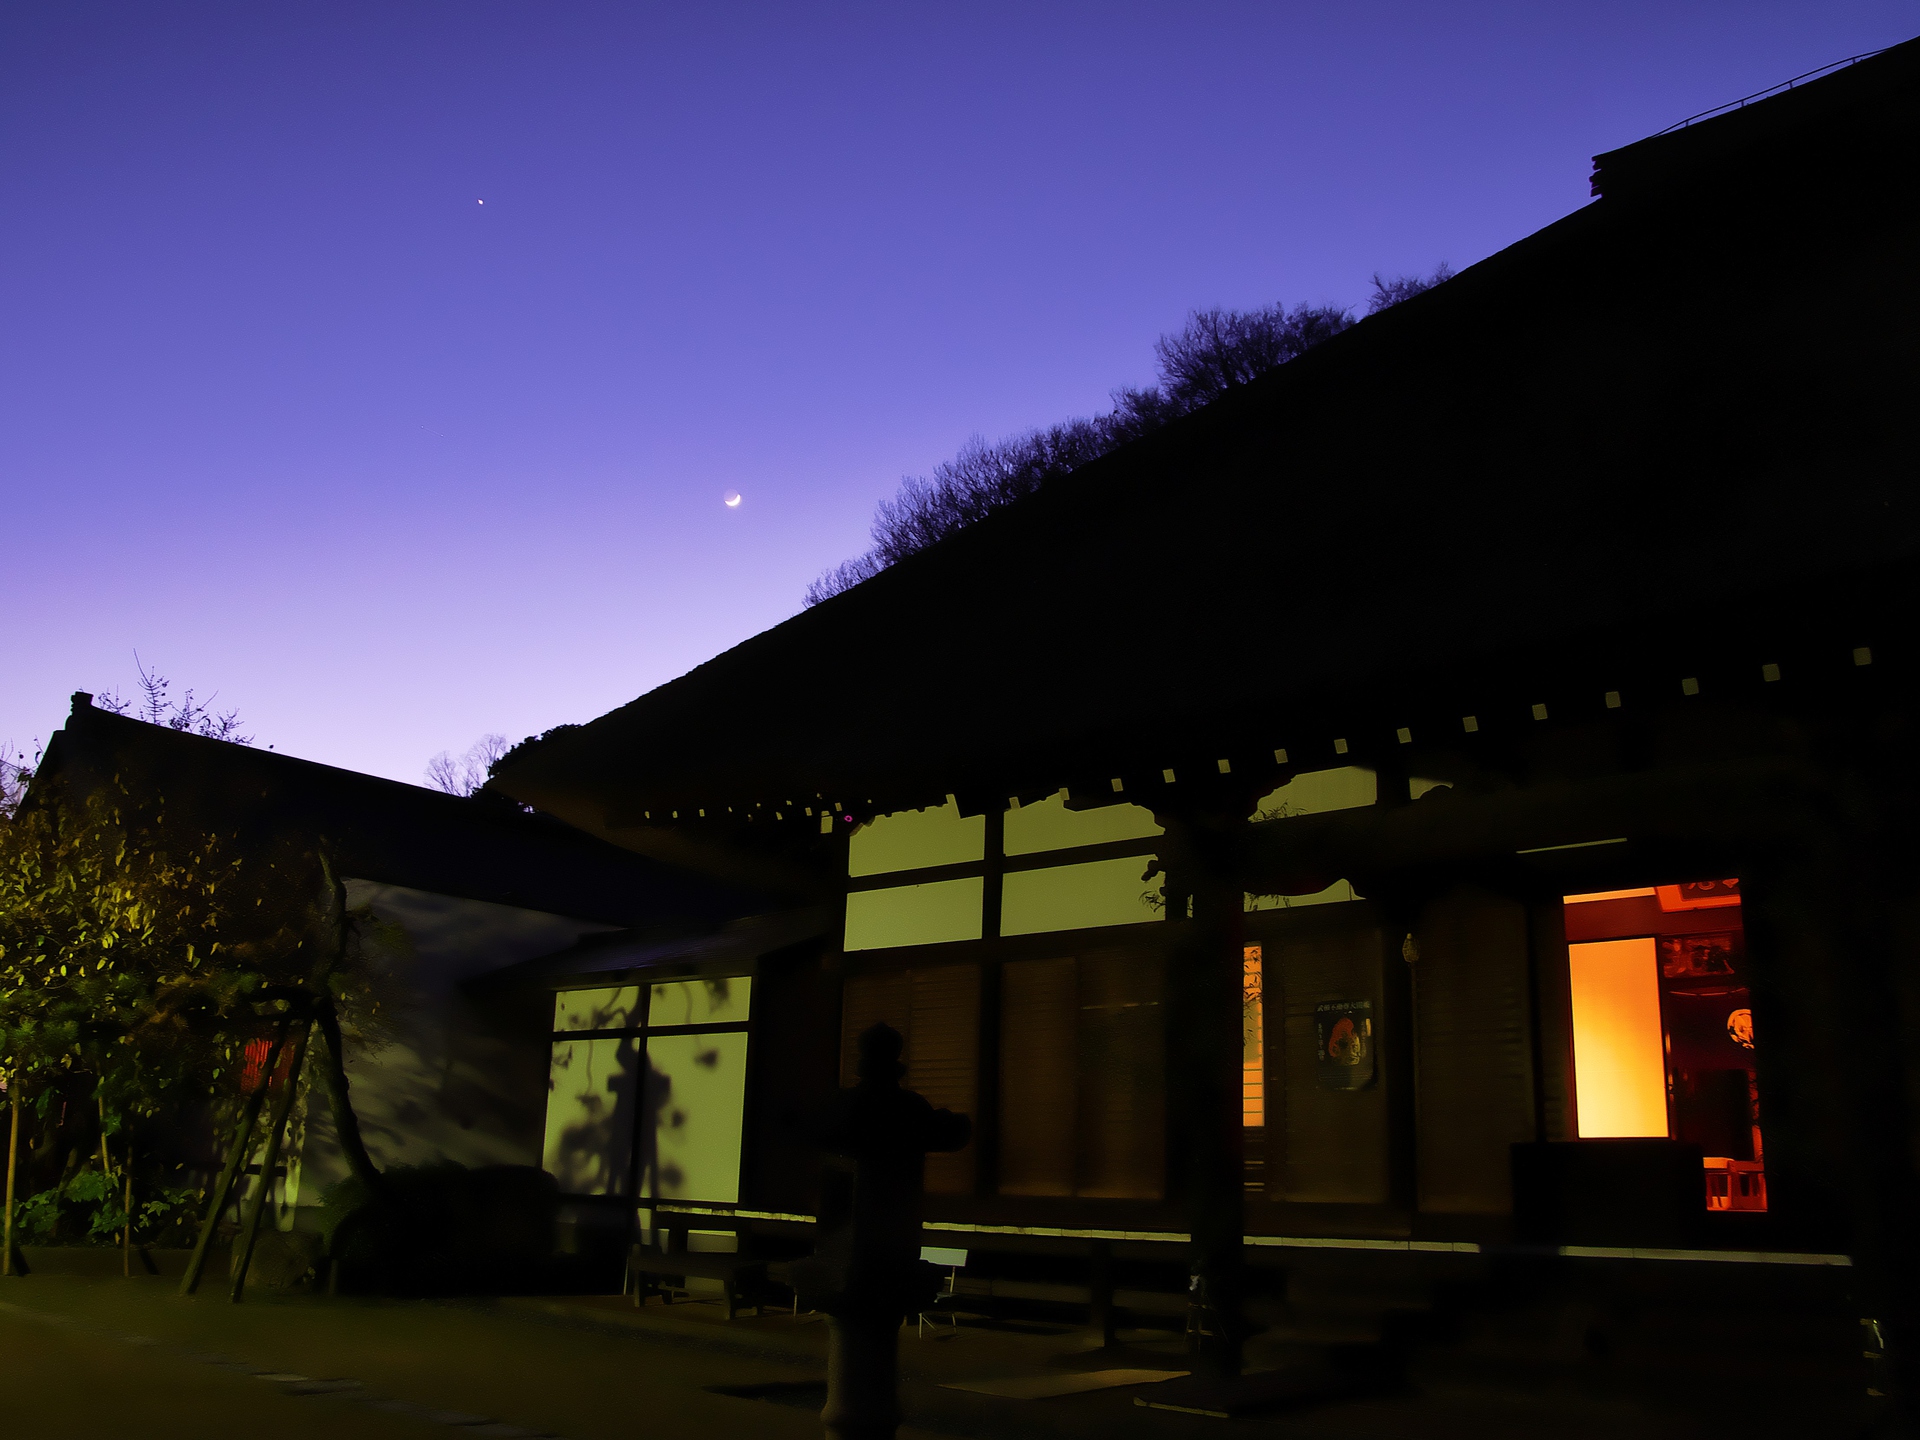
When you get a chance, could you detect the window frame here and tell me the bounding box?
[543,968,757,1212]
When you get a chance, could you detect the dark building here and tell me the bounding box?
[30,696,766,1235]
[484,38,1920,1399]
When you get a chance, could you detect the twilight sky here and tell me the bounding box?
[3,3,1913,785]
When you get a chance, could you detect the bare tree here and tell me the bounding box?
[1136,302,1352,416]
[6,661,252,817]
[805,300,1354,606]
[803,553,888,608]
[95,655,253,745]
[0,743,37,820]
[425,734,512,797]
[1367,262,1454,314]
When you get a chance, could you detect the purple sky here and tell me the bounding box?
[4,4,1912,785]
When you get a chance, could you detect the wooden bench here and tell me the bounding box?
[627,1246,769,1319]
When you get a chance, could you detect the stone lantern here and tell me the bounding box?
[791,1023,970,1440]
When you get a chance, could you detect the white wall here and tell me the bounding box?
[288,881,617,1213]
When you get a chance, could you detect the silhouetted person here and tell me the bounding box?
[792,1023,970,1440]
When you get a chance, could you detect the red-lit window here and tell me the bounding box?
[238,1035,298,1096]
[1564,881,1764,1212]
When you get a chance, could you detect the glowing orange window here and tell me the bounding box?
[1564,881,1764,1211]
[1242,945,1264,1127]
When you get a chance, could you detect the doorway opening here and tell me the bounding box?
[1564,880,1763,1212]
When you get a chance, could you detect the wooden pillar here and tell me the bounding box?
[975,804,1005,1200]
[1743,839,1920,1418]
[1163,818,1247,1376]
[1088,1238,1117,1348]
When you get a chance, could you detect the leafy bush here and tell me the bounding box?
[8,1172,201,1246]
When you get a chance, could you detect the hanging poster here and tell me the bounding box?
[1314,999,1375,1090]
[1658,931,1742,984]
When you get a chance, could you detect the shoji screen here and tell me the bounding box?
[1567,937,1668,1138]
[997,958,1078,1196]
[1077,953,1165,1199]
[999,953,1165,1200]
[840,965,981,1193]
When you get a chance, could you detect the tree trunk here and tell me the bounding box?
[122,1158,133,1278]
[309,853,383,1191]
[314,1003,382,1191]
[179,1022,290,1297]
[3,1093,19,1277]
[229,1021,311,1303]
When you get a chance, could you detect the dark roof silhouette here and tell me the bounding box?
[495,39,1920,828]
[34,697,764,926]
[474,905,837,994]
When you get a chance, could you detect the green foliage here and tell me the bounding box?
[1,773,404,1226]
[137,1183,204,1244]
[65,1170,127,1243]
[10,1185,60,1243]
[11,1169,117,1245]
[7,1168,200,1247]
[0,777,259,1124]
[62,1169,113,1206]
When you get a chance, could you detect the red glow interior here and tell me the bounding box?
[1564,879,1764,1212]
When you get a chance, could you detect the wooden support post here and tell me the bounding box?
[122,1161,133,1279]
[1745,842,1920,1424]
[1163,818,1248,1379]
[229,1021,311,1302]
[3,1093,19,1278]
[179,1022,290,1297]
[95,1094,133,1278]
[1088,1239,1116,1349]
[975,806,1005,1201]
